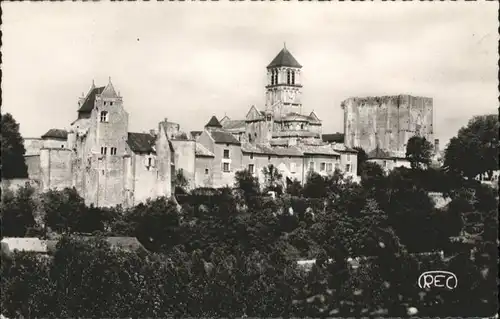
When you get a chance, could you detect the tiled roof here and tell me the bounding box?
[272,130,319,138]
[78,86,105,113]
[41,129,68,140]
[190,131,202,139]
[127,132,156,153]
[277,113,312,122]
[298,144,340,156]
[222,119,246,131]
[208,130,241,145]
[331,142,358,153]
[241,143,303,157]
[205,116,223,128]
[322,133,344,143]
[195,143,215,157]
[267,47,302,69]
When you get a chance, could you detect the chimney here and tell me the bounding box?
[434,139,440,154]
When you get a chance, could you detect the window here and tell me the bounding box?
[346,164,351,172]
[271,70,275,85]
[250,153,254,159]
[223,162,230,172]
[248,164,254,174]
[100,146,107,155]
[205,168,209,175]
[274,70,278,85]
[100,111,109,122]
[290,162,296,173]
[383,160,387,168]
[291,71,295,85]
[104,101,107,106]
[110,147,117,155]
[223,149,230,159]
[335,163,340,171]
[148,158,152,167]
[346,154,351,161]
[266,114,272,121]
[327,163,333,172]
[300,124,304,130]
[110,102,113,106]
[309,162,315,171]
[248,133,252,142]
[287,70,291,84]
[61,145,64,148]
[320,162,326,171]
[268,155,271,161]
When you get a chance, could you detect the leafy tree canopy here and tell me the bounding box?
[1,113,28,179]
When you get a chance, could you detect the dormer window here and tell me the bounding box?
[100,111,109,122]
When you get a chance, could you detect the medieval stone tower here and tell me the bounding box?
[341,95,434,157]
[265,44,303,118]
[69,78,130,207]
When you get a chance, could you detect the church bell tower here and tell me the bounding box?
[265,44,303,117]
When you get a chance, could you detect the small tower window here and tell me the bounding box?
[291,71,295,85]
[100,111,109,122]
[110,102,113,106]
[110,147,117,155]
[287,70,291,85]
[100,146,107,155]
[274,70,278,85]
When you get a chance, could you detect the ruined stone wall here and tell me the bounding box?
[131,153,158,205]
[342,95,433,155]
[195,156,214,188]
[39,148,73,192]
[25,155,41,181]
[171,140,196,190]
[24,138,44,156]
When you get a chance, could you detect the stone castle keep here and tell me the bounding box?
[23,45,434,207]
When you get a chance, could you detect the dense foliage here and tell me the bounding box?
[1,115,498,318]
[405,136,433,169]
[443,114,499,179]
[1,113,29,179]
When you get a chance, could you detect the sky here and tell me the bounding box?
[2,1,498,146]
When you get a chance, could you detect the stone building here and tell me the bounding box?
[195,45,359,188]
[24,45,359,207]
[342,95,434,157]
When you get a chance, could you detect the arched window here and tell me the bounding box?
[100,111,108,122]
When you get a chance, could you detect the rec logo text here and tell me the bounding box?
[418,271,458,290]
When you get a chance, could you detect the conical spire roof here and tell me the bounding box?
[267,45,302,69]
[205,115,222,128]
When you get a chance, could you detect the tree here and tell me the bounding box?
[234,169,260,207]
[262,164,283,195]
[353,147,368,175]
[0,185,37,237]
[443,114,499,179]
[42,187,87,234]
[405,136,433,169]
[302,171,327,198]
[286,178,303,197]
[1,113,28,179]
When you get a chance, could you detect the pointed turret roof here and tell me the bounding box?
[267,45,302,69]
[205,116,222,128]
[101,76,118,98]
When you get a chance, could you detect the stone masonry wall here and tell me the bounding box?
[342,95,433,155]
[39,148,73,192]
[171,140,196,190]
